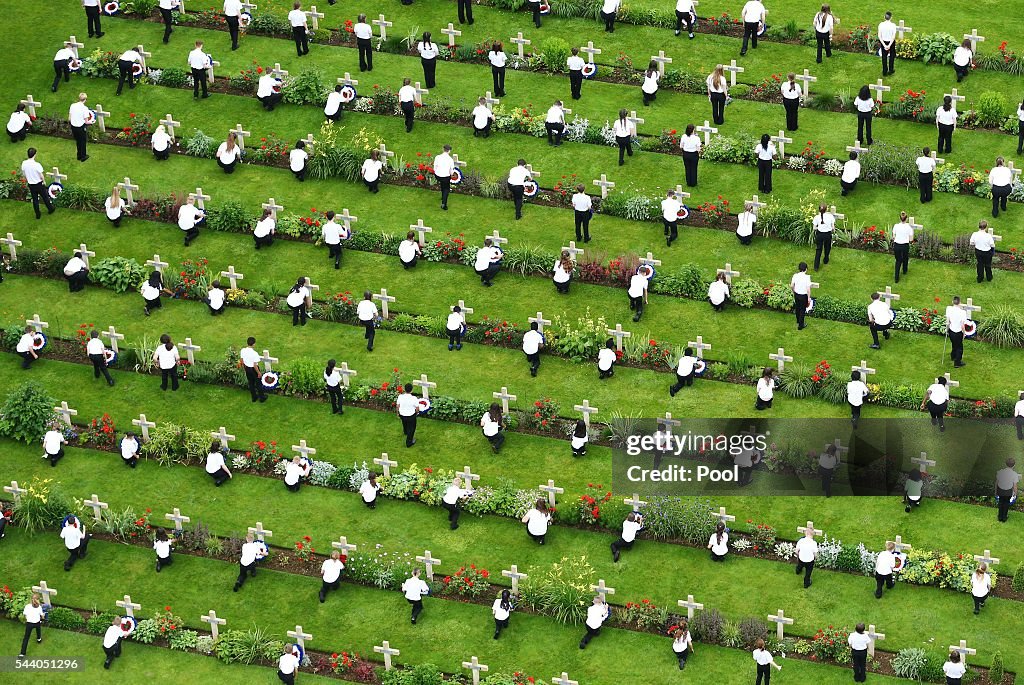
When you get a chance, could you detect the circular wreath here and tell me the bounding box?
[131,62,145,77]
[261,371,280,390]
[292,644,305,663]
[103,348,118,366]
[962,320,977,337]
[85,109,97,125]
[694,359,707,377]
[637,264,656,281]
[491,247,504,262]
[47,182,63,200]
[450,167,463,186]
[581,63,597,79]
[523,180,538,198]
[892,553,907,573]
[677,204,690,220]
[68,58,83,73]
[120,615,137,634]
[539,3,551,14]
[30,332,47,352]
[339,84,357,103]
[205,53,215,69]
[806,297,815,314]
[757,21,768,37]
[239,11,253,27]
[254,540,269,560]
[103,1,120,15]
[417,397,432,415]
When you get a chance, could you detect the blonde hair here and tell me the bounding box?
[711,65,725,89]
[110,185,121,208]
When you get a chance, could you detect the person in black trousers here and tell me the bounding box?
[241,337,268,402]
[572,184,592,241]
[288,2,310,57]
[22,148,55,219]
[84,0,104,38]
[417,32,439,89]
[755,133,776,193]
[18,594,44,658]
[399,78,416,132]
[568,48,584,100]
[324,359,344,414]
[225,0,241,50]
[52,43,74,93]
[813,5,834,63]
[782,73,800,130]
[457,0,474,24]
[1017,97,1024,154]
[86,329,114,385]
[115,49,141,96]
[528,0,542,28]
[995,457,1019,521]
[849,624,870,683]
[354,15,373,71]
[160,0,178,43]
[489,43,506,95]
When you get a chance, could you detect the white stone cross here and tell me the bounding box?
[539,479,564,507]
[562,241,584,260]
[416,550,441,580]
[135,44,152,72]
[488,229,508,247]
[332,535,357,555]
[942,372,960,389]
[305,5,324,30]
[960,297,982,315]
[962,28,985,51]
[164,507,191,531]
[451,300,473,316]
[248,521,273,542]
[482,92,499,111]
[986,226,1003,244]
[623,493,647,510]
[911,452,936,473]
[724,59,745,87]
[905,216,923,233]
[441,22,461,47]
[878,285,900,304]
[945,87,966,105]
[292,439,317,460]
[287,626,312,651]
[895,20,913,38]
[25,314,49,333]
[372,14,392,40]
[377,142,394,160]
[529,311,551,333]
[846,139,870,155]
[771,130,793,158]
[145,254,169,274]
[459,466,480,488]
[219,265,244,289]
[591,579,615,597]
[673,185,692,200]
[851,360,876,378]
[869,79,891,102]
[84,494,108,521]
[302,276,319,295]
[651,50,673,75]
[20,94,41,118]
[54,401,78,427]
[717,262,740,285]
[206,57,221,83]
[413,82,428,104]
[4,480,28,504]
[606,323,632,352]
[93,105,110,133]
[949,640,976,664]
[769,347,793,372]
[825,438,850,458]
[230,124,251,150]
[711,506,736,523]
[593,174,616,199]
[1,233,23,261]
[492,387,516,415]
[797,521,823,537]
[177,337,201,364]
[462,657,489,685]
[677,594,704,620]
[552,674,579,685]
[32,580,57,605]
[189,187,210,210]
[159,113,181,142]
[67,35,85,58]
[639,252,662,267]
[101,325,125,354]
[795,69,817,98]
[973,549,1000,566]
[116,595,142,619]
[201,610,226,640]
[373,288,396,319]
[337,72,359,87]
[374,641,400,670]
[687,335,711,360]
[574,400,598,427]
[262,197,283,220]
[697,120,718,145]
[825,204,846,222]
[768,609,794,640]
[525,163,541,179]
[300,132,315,150]
[211,426,236,447]
[511,32,531,59]
[338,362,358,388]
[270,63,289,79]
[132,414,156,441]
[886,534,912,553]
[76,243,95,269]
[581,40,602,63]
[451,153,467,170]
[338,207,358,231]
[747,194,767,212]
[502,564,528,594]
[658,412,681,433]
[411,219,432,245]
[1006,160,1022,182]
[46,166,67,186]
[373,453,397,477]
[258,350,278,373]
[866,624,885,657]
[928,149,945,166]
[626,110,645,128]
[413,374,437,400]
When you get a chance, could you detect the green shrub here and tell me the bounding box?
[183,129,217,158]
[125,0,159,15]
[11,478,76,534]
[249,12,289,35]
[691,607,725,644]
[380,664,445,685]
[491,0,525,9]
[282,68,327,106]
[518,556,596,625]
[156,66,189,88]
[975,91,1009,127]
[0,382,56,443]
[817,373,849,405]
[1012,562,1024,592]
[540,37,570,73]
[169,629,199,651]
[141,422,209,467]
[729,278,762,308]
[860,142,917,187]
[989,651,1005,683]
[737,616,768,647]
[641,496,715,543]
[131,618,159,644]
[917,32,958,64]
[891,647,928,679]
[978,306,1024,348]
[215,627,284,665]
[207,200,251,232]
[779,363,815,399]
[54,184,103,211]
[46,606,85,631]
[285,357,326,396]
[90,256,146,293]
[87,612,120,635]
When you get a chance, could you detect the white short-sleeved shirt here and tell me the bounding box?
[755,142,776,160]
[54,47,74,62]
[877,20,897,44]
[216,142,240,164]
[289,148,308,172]
[321,220,343,244]
[325,91,344,116]
[546,106,565,124]
[103,624,125,649]
[69,101,89,127]
[151,129,171,152]
[612,119,633,138]
[61,523,84,549]
[741,0,765,22]
[782,82,802,100]
[8,111,31,134]
[842,160,861,183]
[480,412,500,437]
[944,661,966,679]
[253,217,275,237]
[356,300,378,322]
[286,287,310,308]
[891,222,914,244]
[585,603,608,629]
[601,0,621,12]
[706,74,726,93]
[120,436,139,459]
[474,245,498,271]
[868,300,893,326]
[572,192,592,212]
[489,51,507,68]
[361,158,383,182]
[154,345,179,370]
[1015,401,1024,418]
[507,165,530,185]
[399,239,420,262]
[926,383,949,405]
[970,572,991,597]
[661,197,681,221]
[795,536,818,562]
[945,305,967,333]
[676,355,696,376]
[813,12,833,33]
[433,152,454,178]
[753,648,774,665]
[813,212,835,233]
[523,508,550,535]
[492,598,511,620]
[396,393,419,417]
[240,346,260,368]
[322,558,345,583]
[402,576,429,600]
[597,347,616,371]
[553,260,572,284]
[223,0,242,16]
[472,105,492,129]
[566,55,585,71]
[672,632,692,653]
[105,196,122,220]
[848,631,871,651]
[522,329,544,355]
[208,288,225,309]
[21,158,44,184]
[353,22,372,39]
[188,48,209,71]
[708,532,728,555]
[571,432,589,449]
[953,46,973,67]
[935,107,958,126]
[854,96,874,114]
[737,211,756,236]
[278,653,300,675]
[970,230,995,252]
[627,273,648,298]
[757,377,774,401]
[119,50,141,63]
[915,156,935,174]
[239,541,261,565]
[709,280,729,305]
[641,71,659,94]
[359,479,379,502]
[681,133,701,152]
[446,312,464,332]
[256,74,279,98]
[154,539,171,558]
[621,518,642,543]
[996,466,1021,490]
[791,272,811,295]
[990,166,1013,187]
[43,430,64,454]
[847,380,869,406]
[417,42,439,60]
[288,9,306,27]
[24,604,44,623]
[676,0,695,11]
[17,333,34,353]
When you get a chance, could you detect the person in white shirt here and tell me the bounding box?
[944,295,967,369]
[923,375,952,429]
[628,269,649,322]
[457,0,474,25]
[522,321,544,376]
[567,47,585,100]
[256,71,283,111]
[641,61,660,106]
[115,48,142,96]
[545,100,566,146]
[813,4,835,63]
[151,123,172,161]
[755,367,777,410]
[571,184,593,241]
[8,103,32,143]
[1016,397,1024,441]
[735,201,756,245]
[659,190,682,247]
[915,146,935,204]
[215,131,241,173]
[489,42,507,96]
[528,0,543,28]
[68,92,91,161]
[154,527,173,573]
[434,144,455,209]
[18,594,44,658]
[471,97,495,138]
[481,403,506,452]
[782,73,802,130]
[671,623,695,670]
[989,157,1013,218]
[253,209,276,249]
[87,329,115,385]
[853,85,874,146]
[790,261,811,329]
[152,333,180,391]
[188,40,211,98]
[867,291,894,349]
[752,638,782,683]
[353,14,373,71]
[159,0,181,43]
[970,219,996,282]
[398,78,417,132]
[323,359,344,414]
[794,525,819,589]
[442,476,472,529]
[755,133,777,193]
[475,237,502,286]
[579,595,609,648]
[873,541,897,598]
[119,432,139,468]
[953,38,974,82]
[240,336,268,401]
[401,568,430,624]
[286,276,311,327]
[675,0,696,38]
[83,0,104,39]
[707,520,728,561]
[360,149,384,193]
[319,550,345,603]
[848,623,871,681]
[611,511,643,562]
[288,1,310,57]
[492,589,513,639]
[102,617,130,670]
[819,443,839,497]
[359,473,380,508]
[841,151,861,196]
[812,204,834,270]
[399,230,422,270]
[289,139,308,181]
[847,370,869,428]
[60,516,88,570]
[16,325,39,370]
[508,158,532,219]
[278,645,300,685]
[740,0,766,55]
[613,109,635,166]
[571,419,590,457]
[64,251,89,291]
[706,65,728,125]
[417,32,439,88]
[995,457,1020,522]
[891,210,915,279]
[903,467,923,512]
[206,440,232,485]
[207,280,225,315]
[944,652,966,684]
[1017,97,1024,154]
[357,291,379,352]
[105,185,125,227]
[597,339,617,379]
[552,249,575,294]
[680,123,702,186]
[396,382,419,446]
[708,273,730,311]
[669,348,697,396]
[600,0,621,31]
[233,533,263,591]
[141,270,170,316]
[224,0,243,50]
[877,11,897,75]
[42,427,67,467]
[935,95,958,154]
[178,195,205,246]
[520,493,552,540]
[324,84,344,122]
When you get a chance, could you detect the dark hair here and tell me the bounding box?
[573,419,587,438]
[856,622,866,633]
[358,13,366,22]
[949,652,961,664]
[937,376,947,386]
[148,271,162,288]
[530,321,539,331]
[156,528,169,541]
[291,276,306,293]
[908,467,921,482]
[325,359,336,375]
[500,588,511,611]
[858,85,870,100]
[605,338,614,349]
[798,261,808,272]
[760,133,770,147]
[517,158,526,166]
[715,520,725,543]
[15,103,26,113]
[246,336,256,345]
[159,333,171,347]
[851,370,861,381]
[90,329,99,339]
[871,292,880,301]
[849,151,858,160]
[685,123,695,135]
[210,440,221,452]
[443,144,451,152]
[363,290,372,300]
[942,95,952,112]
[295,140,305,150]
[488,402,502,424]
[421,31,432,43]
[334,84,342,93]
[684,346,693,356]
[212,279,221,289]
[27,147,36,157]
[326,210,336,219]
[618,108,627,124]
[491,41,503,53]
[404,382,413,392]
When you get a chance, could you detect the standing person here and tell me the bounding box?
[223,0,242,50]
[8,104,32,143]
[357,291,378,351]
[854,85,874,145]
[253,209,276,249]
[480,403,506,452]
[398,78,416,132]
[522,499,551,544]
[256,70,283,111]
[142,270,171,316]
[489,42,506,95]
[86,329,115,386]
[69,92,90,161]
[492,589,512,639]
[178,196,205,247]
[21,147,54,219]
[417,32,439,88]
[474,237,501,286]
[434,144,454,209]
[877,12,897,75]
[922,376,950,431]
[819,443,839,497]
[708,273,730,311]
[739,0,766,55]
[597,338,617,378]
[154,528,173,572]
[18,594,44,658]
[915,149,935,203]
[151,124,172,160]
[661,190,681,247]
[64,251,89,291]
[970,220,995,283]
[472,97,495,138]
[215,132,241,173]
[446,305,465,351]
[528,0,543,28]
[233,533,262,591]
[782,73,801,130]
[545,101,566,146]
[755,367,777,410]
[286,276,311,327]
[289,140,308,182]
[790,262,811,330]
[84,0,104,38]
[360,149,384,193]
[152,333,180,391]
[868,291,894,349]
[319,550,345,603]
[567,48,585,100]
[442,476,471,530]
[610,511,644,562]
[354,15,373,71]
[675,0,696,38]
[944,653,966,684]
[891,212,914,280]
[995,458,1019,522]
[571,419,589,457]
[456,0,474,24]
[522,321,544,376]
[989,157,1013,218]
[680,124,702,186]
[240,336,268,402]
[572,185,593,241]
[1016,394,1024,441]
[120,432,139,468]
[641,61,660,106]
[159,0,180,43]
[288,2,310,57]
[188,41,210,99]
[206,440,232,485]
[324,359,344,414]
[508,159,531,219]
[359,473,380,508]
[848,623,871,682]
[105,186,125,227]
[402,568,430,624]
[1017,97,1024,154]
[397,382,419,447]
[600,0,621,32]
[52,42,75,93]
[753,639,783,684]
[904,467,922,512]
[552,250,574,294]
[707,520,728,561]
[841,151,861,195]
[953,39,974,82]
[874,541,898,598]
[945,296,967,368]
[578,596,609,649]
[813,4,835,63]
[935,96,957,154]
[671,623,694,670]
[812,204,834,270]
[754,133,777,193]
[613,109,635,166]
[736,202,756,245]
[628,267,649,322]
[324,84,344,122]
[115,47,142,96]
[60,516,89,569]
[102,617,130,670]
[706,65,728,125]
[278,645,300,684]
[669,348,696,397]
[848,371,869,428]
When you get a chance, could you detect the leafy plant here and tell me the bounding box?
[46,606,85,631]
[131,618,159,644]
[0,382,57,443]
[916,32,959,64]
[1012,562,1024,592]
[87,612,121,635]
[990,651,1005,684]
[282,68,327,105]
[169,629,199,651]
[540,37,570,73]
[89,256,146,293]
[690,607,725,644]
[891,647,929,679]
[975,91,1009,127]
[518,556,596,625]
[215,627,284,665]
[140,423,208,466]
[737,617,768,647]
[12,478,76,534]
[182,128,217,158]
[779,363,815,399]
[977,306,1024,348]
[207,200,251,232]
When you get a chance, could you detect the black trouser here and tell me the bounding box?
[794,293,808,328]
[870,321,890,346]
[28,182,55,218]
[880,44,895,74]
[421,58,436,88]
[972,591,987,612]
[326,242,342,268]
[103,638,121,668]
[919,171,932,202]
[629,295,644,319]
[161,8,173,42]
[546,122,564,145]
[160,367,179,391]
[191,67,208,97]
[326,384,343,413]
[530,2,542,27]
[183,222,201,245]
[857,112,873,144]
[755,396,773,410]
[116,60,136,95]
[1018,120,1023,153]
[20,351,35,369]
[1016,417,1023,440]
[86,5,102,36]
[362,320,375,350]
[510,184,525,218]
[123,455,137,468]
[285,481,300,492]
[235,561,256,588]
[436,174,451,207]
[357,38,372,71]
[278,671,295,685]
[154,146,171,161]
[443,500,461,528]
[737,232,752,246]
[819,466,834,497]
[569,70,583,99]
[90,352,113,383]
[580,625,601,647]
[491,66,505,95]
[642,90,657,106]
[874,572,894,597]
[814,231,832,269]
[218,159,236,174]
[20,620,41,654]
[852,647,868,682]
[259,93,282,111]
[664,218,678,245]
[364,175,380,191]
[996,488,1014,521]
[841,178,857,196]
[757,159,773,193]
[494,616,509,637]
[401,101,415,131]
[710,92,725,124]
[326,107,342,122]
[458,0,474,23]
[948,329,964,364]
[617,135,632,165]
[145,296,162,313]
[675,10,694,33]
[67,271,88,292]
[156,553,172,572]
[9,125,28,143]
[108,214,122,228]
[447,327,463,348]
[210,467,230,486]
[401,414,417,446]
[473,120,492,138]
[53,59,71,92]
[292,26,309,56]
[741,21,758,52]
[669,372,693,394]
[601,10,616,31]
[407,598,423,621]
[683,150,699,186]
[815,31,832,61]
[477,264,499,285]
[850,401,862,427]
[756,663,772,685]
[976,249,993,282]
[71,124,88,161]
[244,365,267,401]
[554,277,571,294]
[254,234,273,249]
[226,15,240,49]
[525,351,540,374]
[574,210,591,241]
[928,400,948,428]
[487,431,505,451]
[319,578,340,602]
[291,303,308,326]
[937,123,954,153]
[64,534,89,568]
[992,184,1010,217]
[783,97,799,130]
[402,255,418,269]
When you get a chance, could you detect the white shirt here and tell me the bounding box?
[571,432,589,450]
[708,532,728,555]
[553,260,572,284]
[154,345,179,370]
[69,101,90,127]
[926,383,949,405]
[970,572,991,598]
[597,347,616,371]
[17,333,35,353]
[877,19,897,44]
[953,46,973,67]
[60,523,84,549]
[1015,401,1024,418]
[795,536,818,562]
[21,158,44,184]
[353,22,372,39]
[289,148,308,172]
[223,0,242,16]
[209,288,225,309]
[891,222,913,244]
[676,0,695,11]
[847,380,869,406]
[661,197,681,221]
[522,329,544,355]
[753,648,774,666]
[706,74,727,93]
[475,246,499,270]
[741,0,765,22]
[396,392,419,416]
[708,280,729,305]
[253,217,275,237]
[813,12,834,33]
[256,74,280,98]
[585,603,608,629]
[945,305,967,333]
[287,9,307,27]
[915,156,935,174]
[65,256,86,274]
[359,479,379,502]
[944,661,966,679]
[1019,105,1024,122]
[755,142,776,160]
[105,196,122,220]
[676,355,696,376]
[398,85,416,102]
[781,82,802,100]
[996,466,1021,490]
[54,47,74,62]
[321,219,344,244]
[507,165,530,185]
[356,299,378,322]
[848,631,871,651]
[757,377,774,401]
[321,558,344,583]
[489,51,507,68]
[680,133,701,152]
[7,111,31,134]
[935,107,958,126]
[433,151,454,178]
[481,412,501,437]
[601,0,621,12]
[567,55,585,71]
[402,576,429,600]
[819,450,840,469]
[240,346,260,368]
[621,518,643,543]
[612,119,633,138]
[141,283,160,301]
[523,508,550,535]
[813,212,835,232]
[103,624,126,649]
[472,105,493,129]
[24,604,44,623]
[737,211,756,237]
[239,540,261,565]
[399,239,420,263]
[188,48,209,70]
[970,230,995,252]
[279,652,300,675]
[152,128,171,152]
[989,166,1013,187]
[854,96,874,113]
[324,368,341,387]
[492,598,511,620]
[572,192,592,212]
[868,299,893,326]
[154,539,171,558]
[43,430,64,454]
[120,436,138,459]
[119,50,141,63]
[286,286,310,308]
[672,632,692,653]
[627,273,648,299]
[417,42,439,60]
[875,550,896,574]
[841,160,861,183]
[545,105,565,124]
[361,158,384,182]
[324,90,344,116]
[641,71,659,94]
[791,271,811,295]
[216,142,240,164]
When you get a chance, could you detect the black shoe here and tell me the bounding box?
[96,32,105,37]
[259,396,268,402]
[883,331,890,339]
[869,344,880,349]
[319,593,326,603]
[954,362,966,368]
